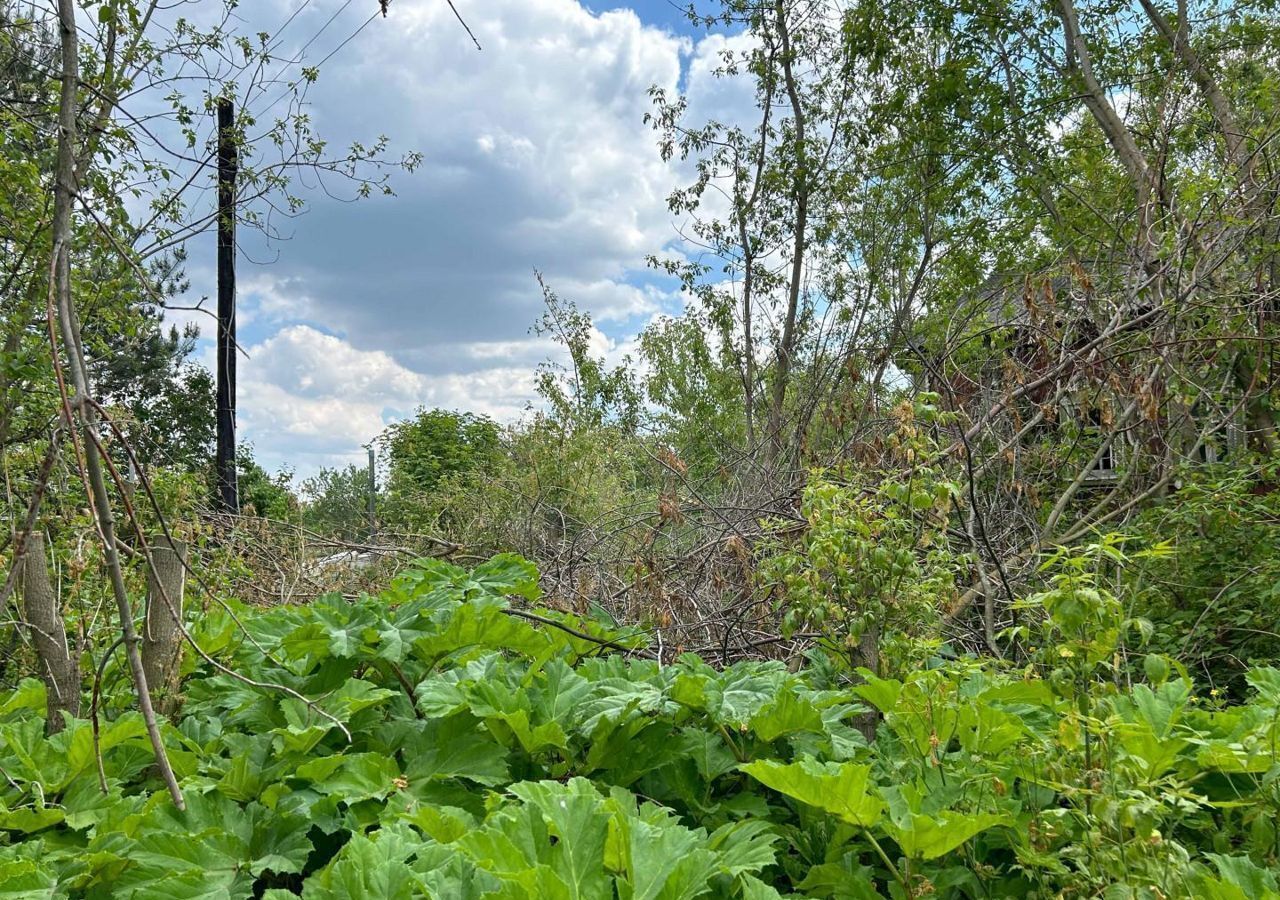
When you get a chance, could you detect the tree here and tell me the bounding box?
[635,0,1280,654]
[301,464,372,542]
[382,408,502,501]
[4,0,429,806]
[533,274,640,432]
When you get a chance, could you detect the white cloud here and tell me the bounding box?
[232,325,540,472]
[164,1,758,475]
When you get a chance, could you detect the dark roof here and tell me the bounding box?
[979,271,1088,329]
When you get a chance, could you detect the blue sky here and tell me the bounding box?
[597,0,707,35]
[162,0,754,477]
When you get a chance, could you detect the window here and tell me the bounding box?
[1084,408,1117,482]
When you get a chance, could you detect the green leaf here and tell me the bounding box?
[851,674,902,714]
[608,799,711,900]
[113,793,312,897]
[507,779,612,900]
[403,716,510,786]
[750,690,825,742]
[795,859,881,900]
[741,758,883,828]
[0,680,46,720]
[295,752,401,803]
[1245,668,1280,704]
[883,810,1008,860]
[677,730,737,781]
[706,819,778,878]
[468,554,542,601]
[1201,854,1280,900]
[0,807,63,834]
[303,823,425,899]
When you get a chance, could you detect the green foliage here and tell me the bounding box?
[1122,464,1280,695]
[236,447,299,521]
[382,408,502,500]
[376,407,503,537]
[534,275,640,433]
[301,464,373,542]
[639,313,747,477]
[405,416,652,563]
[3,555,1280,897]
[760,397,961,673]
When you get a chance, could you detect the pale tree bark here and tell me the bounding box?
[142,537,188,718]
[766,0,810,464]
[1055,0,1169,276]
[1136,0,1252,181]
[1055,0,1152,196]
[19,533,80,733]
[50,0,184,809]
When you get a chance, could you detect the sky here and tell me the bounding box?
[159,0,756,477]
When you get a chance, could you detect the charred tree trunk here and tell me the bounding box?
[215,97,239,514]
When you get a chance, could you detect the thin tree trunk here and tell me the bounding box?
[767,0,810,464]
[50,0,184,809]
[1136,0,1251,181]
[736,58,775,450]
[1055,0,1152,198]
[19,533,80,733]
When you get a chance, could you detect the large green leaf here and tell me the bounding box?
[0,843,57,900]
[750,690,825,742]
[302,823,425,900]
[882,809,1008,860]
[110,792,312,898]
[1198,854,1280,900]
[467,554,542,601]
[295,752,402,803]
[741,758,883,828]
[507,779,612,900]
[403,715,510,786]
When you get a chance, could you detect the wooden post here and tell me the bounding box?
[141,537,187,717]
[215,97,239,513]
[367,445,377,539]
[19,533,80,733]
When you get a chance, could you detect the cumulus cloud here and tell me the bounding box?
[230,325,541,472]
[236,0,693,354]
[170,1,756,474]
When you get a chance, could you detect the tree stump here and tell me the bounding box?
[19,533,80,733]
[141,537,187,717]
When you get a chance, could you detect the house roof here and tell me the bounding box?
[979,271,1089,330]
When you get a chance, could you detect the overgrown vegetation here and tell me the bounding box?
[3,553,1280,897]
[4,0,1280,895]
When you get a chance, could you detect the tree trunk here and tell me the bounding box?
[51,0,185,809]
[853,622,881,743]
[142,537,187,717]
[766,0,810,465]
[19,533,80,733]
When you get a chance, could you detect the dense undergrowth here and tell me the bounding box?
[2,555,1279,899]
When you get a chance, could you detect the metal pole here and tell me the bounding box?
[215,97,239,513]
